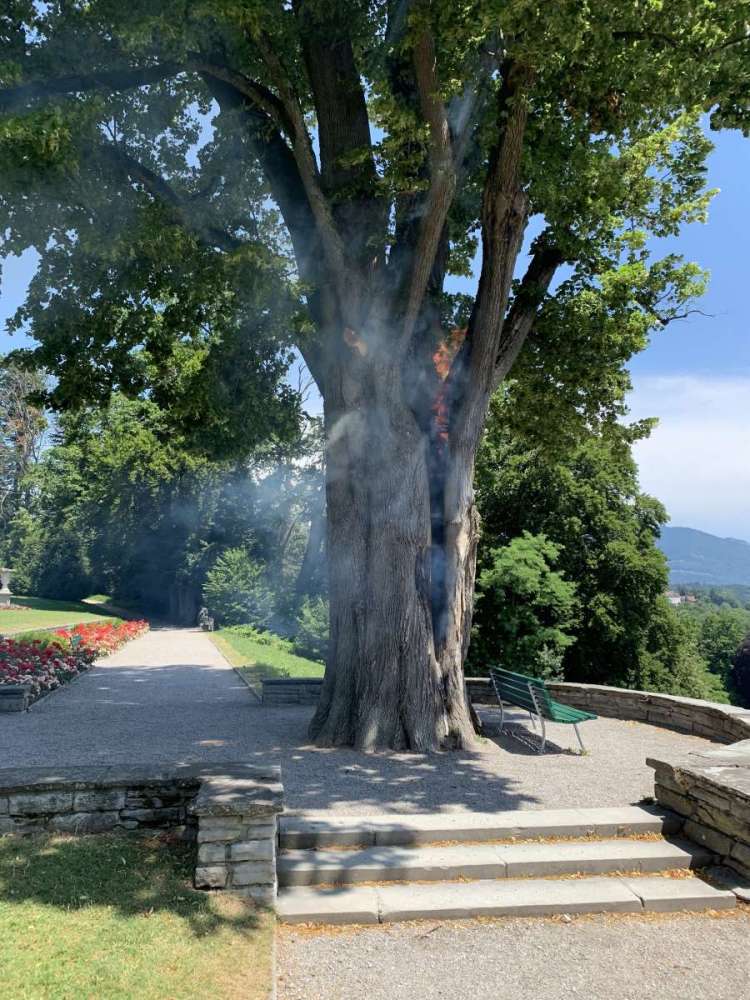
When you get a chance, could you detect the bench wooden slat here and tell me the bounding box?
[489,667,597,725]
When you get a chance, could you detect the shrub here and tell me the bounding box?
[203,548,275,627]
[469,532,577,678]
[293,596,329,663]
[0,620,149,702]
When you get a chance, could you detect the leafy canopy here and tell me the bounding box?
[0,0,747,426]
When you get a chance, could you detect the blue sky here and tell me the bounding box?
[1,128,748,538]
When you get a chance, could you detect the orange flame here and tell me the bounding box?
[432,328,466,442]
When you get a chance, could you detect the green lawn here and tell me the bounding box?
[0,595,123,635]
[212,627,324,692]
[0,833,273,1000]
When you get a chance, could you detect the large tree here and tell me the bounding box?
[0,1,747,749]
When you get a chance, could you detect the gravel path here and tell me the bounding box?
[277,910,750,1000]
[1,627,713,813]
[4,627,744,998]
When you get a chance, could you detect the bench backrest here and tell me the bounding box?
[489,666,555,719]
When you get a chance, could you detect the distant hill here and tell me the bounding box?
[658,527,750,586]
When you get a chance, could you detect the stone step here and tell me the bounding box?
[276,875,736,925]
[278,805,679,850]
[277,837,712,887]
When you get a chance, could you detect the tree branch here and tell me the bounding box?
[293,1,381,269]
[193,61,293,136]
[256,31,353,313]
[399,21,457,349]
[491,239,564,389]
[199,74,328,391]
[449,63,532,448]
[98,144,245,253]
[0,62,184,113]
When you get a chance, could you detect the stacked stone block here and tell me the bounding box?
[259,676,750,746]
[0,684,31,712]
[0,762,284,906]
[262,678,323,706]
[648,741,750,880]
[190,770,283,904]
[195,817,278,903]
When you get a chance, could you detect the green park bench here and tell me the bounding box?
[489,666,597,754]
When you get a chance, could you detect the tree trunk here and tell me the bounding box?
[308,344,480,751]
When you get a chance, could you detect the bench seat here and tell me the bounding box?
[489,666,597,753]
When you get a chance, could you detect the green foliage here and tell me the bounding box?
[223,624,295,655]
[730,637,750,708]
[470,532,577,679]
[4,393,322,624]
[0,362,46,559]
[475,402,672,687]
[637,598,729,702]
[697,606,750,685]
[472,391,735,701]
[203,547,275,628]
[293,596,329,663]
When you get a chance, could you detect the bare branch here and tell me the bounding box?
[193,61,293,136]
[293,0,382,269]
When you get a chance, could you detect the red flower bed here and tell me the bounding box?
[54,619,149,656]
[0,619,149,701]
[0,638,88,698]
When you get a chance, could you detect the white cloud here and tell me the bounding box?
[627,374,750,541]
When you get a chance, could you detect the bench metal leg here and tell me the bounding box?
[528,710,538,731]
[498,699,505,734]
[528,684,547,754]
[538,714,547,754]
[574,723,586,753]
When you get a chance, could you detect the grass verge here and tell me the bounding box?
[212,627,324,695]
[0,832,273,1000]
[0,596,122,635]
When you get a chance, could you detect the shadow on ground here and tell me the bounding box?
[0,831,258,937]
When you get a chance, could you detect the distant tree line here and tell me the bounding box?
[2,352,748,708]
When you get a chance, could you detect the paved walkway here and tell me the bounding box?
[1,627,714,814]
[4,627,747,999]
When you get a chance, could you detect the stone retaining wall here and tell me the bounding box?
[545,682,750,744]
[0,683,31,712]
[261,676,750,746]
[262,678,323,706]
[648,742,750,880]
[0,763,284,905]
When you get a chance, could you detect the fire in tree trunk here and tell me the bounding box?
[308,341,480,751]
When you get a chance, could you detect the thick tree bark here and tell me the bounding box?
[308,333,480,751]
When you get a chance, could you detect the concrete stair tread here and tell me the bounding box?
[279,805,678,849]
[277,837,713,886]
[277,874,736,924]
